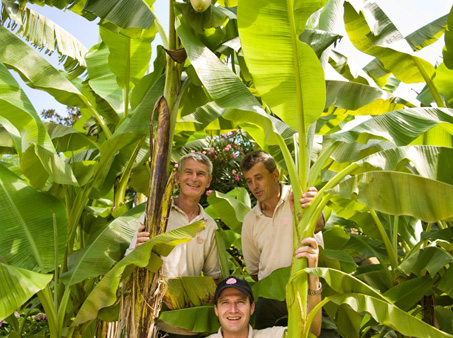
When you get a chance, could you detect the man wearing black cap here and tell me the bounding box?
[208,237,322,337]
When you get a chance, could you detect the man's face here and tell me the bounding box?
[176,159,212,199]
[214,288,254,337]
[243,162,280,204]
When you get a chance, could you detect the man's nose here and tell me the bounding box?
[230,303,238,313]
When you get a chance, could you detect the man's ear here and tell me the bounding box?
[214,305,219,317]
[207,175,213,187]
[273,169,279,181]
[250,301,255,316]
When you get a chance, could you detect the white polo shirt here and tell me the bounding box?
[207,325,286,337]
[127,202,221,279]
[241,185,324,280]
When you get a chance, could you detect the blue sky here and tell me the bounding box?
[11,0,453,116]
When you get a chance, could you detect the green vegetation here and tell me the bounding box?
[0,0,453,337]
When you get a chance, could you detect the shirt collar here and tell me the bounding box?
[252,184,291,216]
[171,198,209,221]
[217,325,254,337]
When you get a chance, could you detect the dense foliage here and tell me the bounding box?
[1,0,453,337]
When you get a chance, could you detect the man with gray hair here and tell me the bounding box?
[127,152,221,280]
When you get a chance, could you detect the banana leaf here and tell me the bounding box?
[344,2,435,84]
[1,1,87,75]
[60,204,144,286]
[330,108,453,146]
[399,246,453,277]
[326,293,453,338]
[85,42,123,117]
[163,276,217,310]
[72,221,205,325]
[0,162,67,273]
[158,306,219,333]
[206,190,251,233]
[328,171,453,222]
[0,263,52,320]
[383,276,436,311]
[83,0,155,30]
[238,0,326,134]
[405,14,449,51]
[443,7,453,69]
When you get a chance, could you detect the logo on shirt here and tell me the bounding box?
[281,216,290,226]
[196,236,204,244]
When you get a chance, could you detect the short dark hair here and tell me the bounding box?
[240,151,276,174]
[178,153,213,175]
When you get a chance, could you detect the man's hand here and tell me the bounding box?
[134,225,150,249]
[300,187,318,208]
[289,187,325,233]
[295,237,319,269]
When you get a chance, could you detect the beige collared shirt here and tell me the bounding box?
[242,185,324,280]
[127,202,221,279]
[207,325,286,338]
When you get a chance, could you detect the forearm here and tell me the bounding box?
[308,275,322,337]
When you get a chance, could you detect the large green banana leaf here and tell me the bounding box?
[44,122,99,153]
[344,2,435,84]
[1,1,87,75]
[443,7,453,69]
[21,143,78,189]
[0,27,111,137]
[325,80,407,113]
[0,62,54,154]
[330,108,453,146]
[0,163,67,272]
[99,25,154,92]
[238,0,326,133]
[438,265,453,298]
[309,268,453,337]
[83,0,155,30]
[328,50,369,84]
[405,14,449,51]
[0,263,52,320]
[329,171,453,222]
[205,190,251,234]
[73,221,205,325]
[60,204,144,286]
[399,247,453,277]
[85,42,124,117]
[163,277,217,310]
[0,27,86,107]
[383,276,435,311]
[0,63,79,188]
[175,6,289,150]
[158,306,219,333]
[326,293,453,338]
[353,145,453,184]
[252,267,290,301]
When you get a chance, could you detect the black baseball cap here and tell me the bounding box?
[214,276,254,304]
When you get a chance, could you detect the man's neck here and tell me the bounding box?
[221,327,249,338]
[260,184,282,217]
[174,195,200,222]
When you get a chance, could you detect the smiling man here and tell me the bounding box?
[127,152,221,280]
[209,237,322,337]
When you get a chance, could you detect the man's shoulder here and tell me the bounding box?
[254,326,287,337]
[244,203,261,221]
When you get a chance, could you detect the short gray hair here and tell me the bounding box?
[178,153,213,175]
